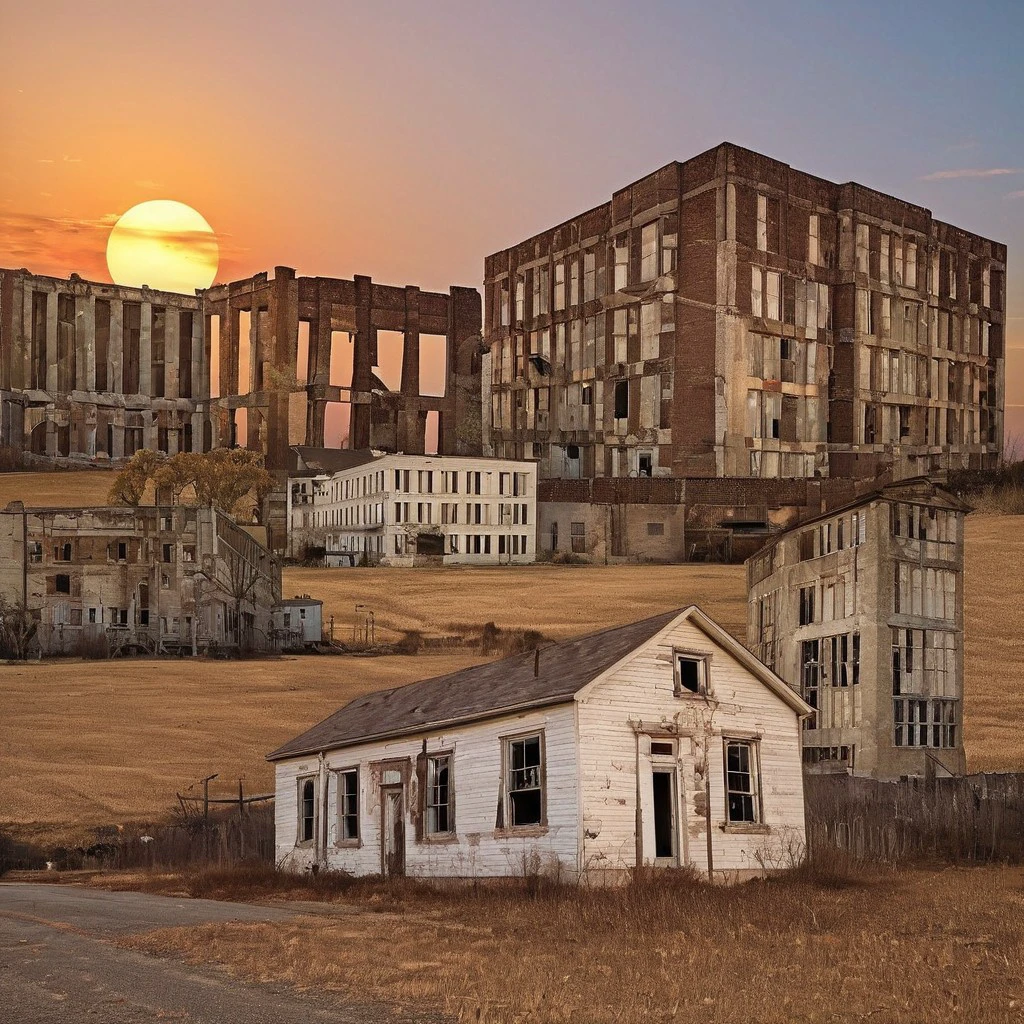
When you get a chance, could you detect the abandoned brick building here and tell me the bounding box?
[0,501,282,656]
[746,478,968,780]
[482,142,1005,559]
[0,267,483,473]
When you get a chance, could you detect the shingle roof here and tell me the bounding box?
[267,609,682,760]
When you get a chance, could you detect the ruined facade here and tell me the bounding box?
[0,502,281,655]
[0,267,483,473]
[746,478,968,779]
[482,142,1005,486]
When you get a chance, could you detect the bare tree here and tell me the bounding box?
[0,598,37,660]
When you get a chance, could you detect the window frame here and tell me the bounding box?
[722,737,764,830]
[424,751,455,839]
[500,729,547,833]
[672,648,712,697]
[334,766,360,847]
[296,774,318,847]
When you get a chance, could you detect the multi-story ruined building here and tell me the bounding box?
[0,502,281,656]
[745,478,968,779]
[0,267,483,474]
[291,450,537,566]
[482,141,1006,489]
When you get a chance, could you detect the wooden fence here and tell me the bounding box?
[805,772,1024,864]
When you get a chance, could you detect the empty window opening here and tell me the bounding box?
[31,292,47,390]
[373,330,404,391]
[425,410,440,455]
[56,294,77,393]
[324,401,350,448]
[237,310,252,395]
[151,306,166,398]
[419,334,447,398]
[329,331,354,389]
[179,312,194,397]
[676,654,707,695]
[233,408,247,448]
[55,573,70,594]
[208,314,221,399]
[652,770,676,860]
[296,321,310,385]
[614,380,629,420]
[95,300,110,391]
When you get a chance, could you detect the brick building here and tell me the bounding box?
[745,478,968,779]
[482,142,1006,489]
[0,502,281,656]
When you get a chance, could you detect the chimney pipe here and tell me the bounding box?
[534,648,540,677]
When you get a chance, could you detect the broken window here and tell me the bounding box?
[766,272,781,321]
[674,653,708,696]
[515,275,525,322]
[798,585,816,626]
[757,194,768,252]
[640,221,658,282]
[298,777,316,844]
[55,573,70,594]
[570,521,586,554]
[28,541,42,564]
[337,768,358,842]
[808,214,819,266]
[724,741,760,824]
[583,250,596,302]
[553,262,565,311]
[614,379,629,420]
[505,733,544,828]
[613,235,629,291]
[801,639,821,725]
[425,754,452,835]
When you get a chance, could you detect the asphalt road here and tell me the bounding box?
[0,882,441,1023]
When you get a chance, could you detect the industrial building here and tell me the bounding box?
[0,501,282,656]
[483,141,1005,559]
[745,477,968,779]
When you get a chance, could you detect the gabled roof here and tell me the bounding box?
[267,606,811,761]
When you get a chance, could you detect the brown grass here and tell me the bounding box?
[1,504,1022,845]
[0,469,122,508]
[118,864,1024,1024]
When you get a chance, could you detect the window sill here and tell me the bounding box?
[720,823,771,835]
[493,825,549,839]
[419,832,458,845]
[332,840,361,850]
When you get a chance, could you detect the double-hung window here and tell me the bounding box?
[337,768,359,843]
[425,754,453,835]
[724,740,761,825]
[505,733,544,828]
[298,776,317,844]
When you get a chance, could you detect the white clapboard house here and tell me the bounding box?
[268,606,812,882]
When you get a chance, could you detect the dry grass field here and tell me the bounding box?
[114,864,1024,1024]
[0,468,121,508]
[0,490,1022,844]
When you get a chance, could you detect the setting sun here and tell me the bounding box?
[105,199,218,294]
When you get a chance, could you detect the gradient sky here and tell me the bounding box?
[2,0,1021,440]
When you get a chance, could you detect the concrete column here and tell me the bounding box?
[401,285,420,395]
[220,305,238,399]
[77,294,96,392]
[165,309,179,400]
[112,410,125,460]
[139,301,152,395]
[45,291,57,393]
[191,410,203,452]
[109,300,123,395]
[143,410,157,451]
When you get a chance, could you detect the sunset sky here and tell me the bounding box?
[1,0,1021,439]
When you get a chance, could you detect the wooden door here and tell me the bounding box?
[381,786,405,877]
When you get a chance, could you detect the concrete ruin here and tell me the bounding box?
[0,267,483,472]
[0,502,282,656]
[746,478,968,779]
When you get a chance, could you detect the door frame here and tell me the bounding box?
[380,783,406,877]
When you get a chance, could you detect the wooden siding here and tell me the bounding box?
[576,617,806,879]
[274,704,580,878]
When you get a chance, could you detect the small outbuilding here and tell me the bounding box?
[268,606,812,882]
[272,596,323,648]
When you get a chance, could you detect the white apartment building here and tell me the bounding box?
[297,453,538,566]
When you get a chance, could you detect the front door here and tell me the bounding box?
[651,768,678,866]
[381,786,405,877]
